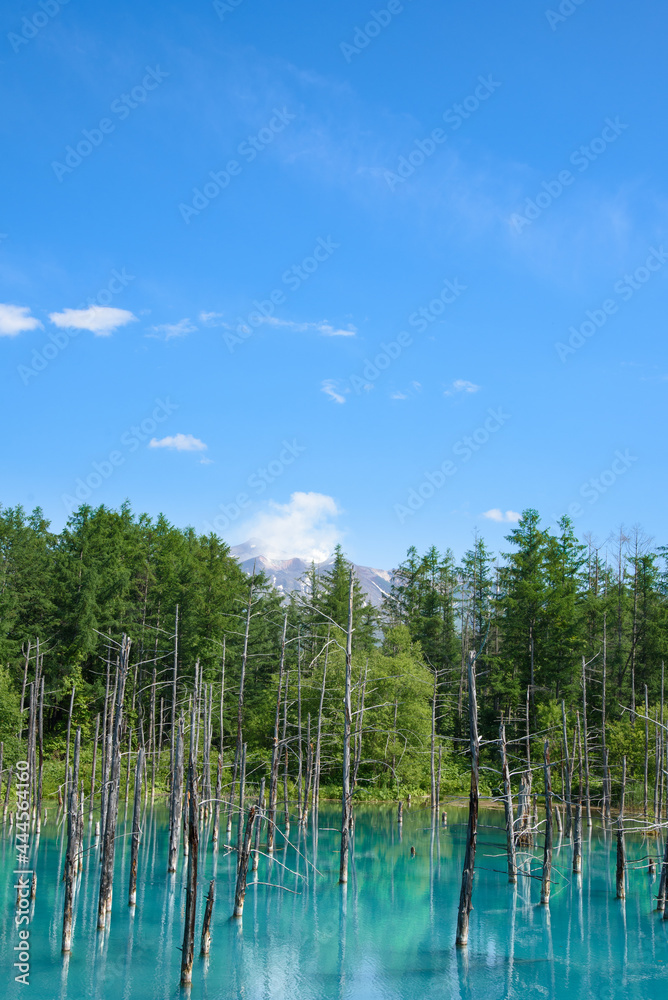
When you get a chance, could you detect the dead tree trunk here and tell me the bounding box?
[180,759,199,987]
[616,756,626,899]
[200,880,215,956]
[252,778,265,871]
[339,570,354,885]
[97,637,131,929]
[89,713,99,822]
[541,741,553,904]
[582,657,592,827]
[62,727,81,952]
[456,651,479,948]
[212,753,223,846]
[168,719,184,872]
[267,616,287,853]
[499,716,516,884]
[561,700,572,837]
[233,805,257,918]
[314,637,328,811]
[573,712,583,875]
[129,747,144,906]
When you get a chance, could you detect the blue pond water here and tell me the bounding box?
[1,803,667,999]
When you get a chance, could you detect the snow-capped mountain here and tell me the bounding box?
[230,539,392,607]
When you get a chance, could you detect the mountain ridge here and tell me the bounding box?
[230,539,392,607]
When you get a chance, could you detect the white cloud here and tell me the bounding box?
[391,391,408,400]
[199,457,214,465]
[444,379,481,396]
[49,306,137,337]
[238,492,342,562]
[149,318,197,340]
[199,311,230,328]
[482,509,521,523]
[321,379,348,404]
[0,304,43,337]
[149,433,208,452]
[256,316,356,337]
[318,322,356,337]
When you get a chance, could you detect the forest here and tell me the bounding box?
[0,500,665,813]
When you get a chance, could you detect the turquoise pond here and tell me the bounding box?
[1,803,667,999]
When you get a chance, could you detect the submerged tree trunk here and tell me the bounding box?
[541,742,553,904]
[456,651,479,948]
[339,570,354,885]
[499,717,516,884]
[129,747,144,906]
[233,806,257,918]
[616,757,627,899]
[180,759,199,988]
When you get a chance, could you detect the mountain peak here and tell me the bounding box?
[230,541,391,607]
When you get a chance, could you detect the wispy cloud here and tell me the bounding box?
[0,303,42,337]
[444,379,481,396]
[321,379,348,404]
[149,433,207,452]
[237,491,342,562]
[482,508,521,523]
[149,318,197,340]
[258,316,356,337]
[199,311,230,328]
[49,306,137,337]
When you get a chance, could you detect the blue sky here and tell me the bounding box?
[1,0,666,570]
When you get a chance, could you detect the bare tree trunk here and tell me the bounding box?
[430,669,437,810]
[200,880,215,956]
[582,657,592,827]
[62,727,81,952]
[97,637,131,929]
[339,570,354,885]
[616,756,626,899]
[212,753,223,845]
[233,806,257,918]
[252,778,265,871]
[168,719,184,872]
[180,758,199,987]
[129,747,144,906]
[64,686,75,810]
[170,605,179,779]
[267,622,285,854]
[499,716,516,884]
[541,742,553,904]
[573,712,583,875]
[456,651,479,947]
[89,714,99,822]
[561,700,572,836]
[314,635,329,811]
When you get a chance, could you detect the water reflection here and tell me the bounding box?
[1,804,667,999]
